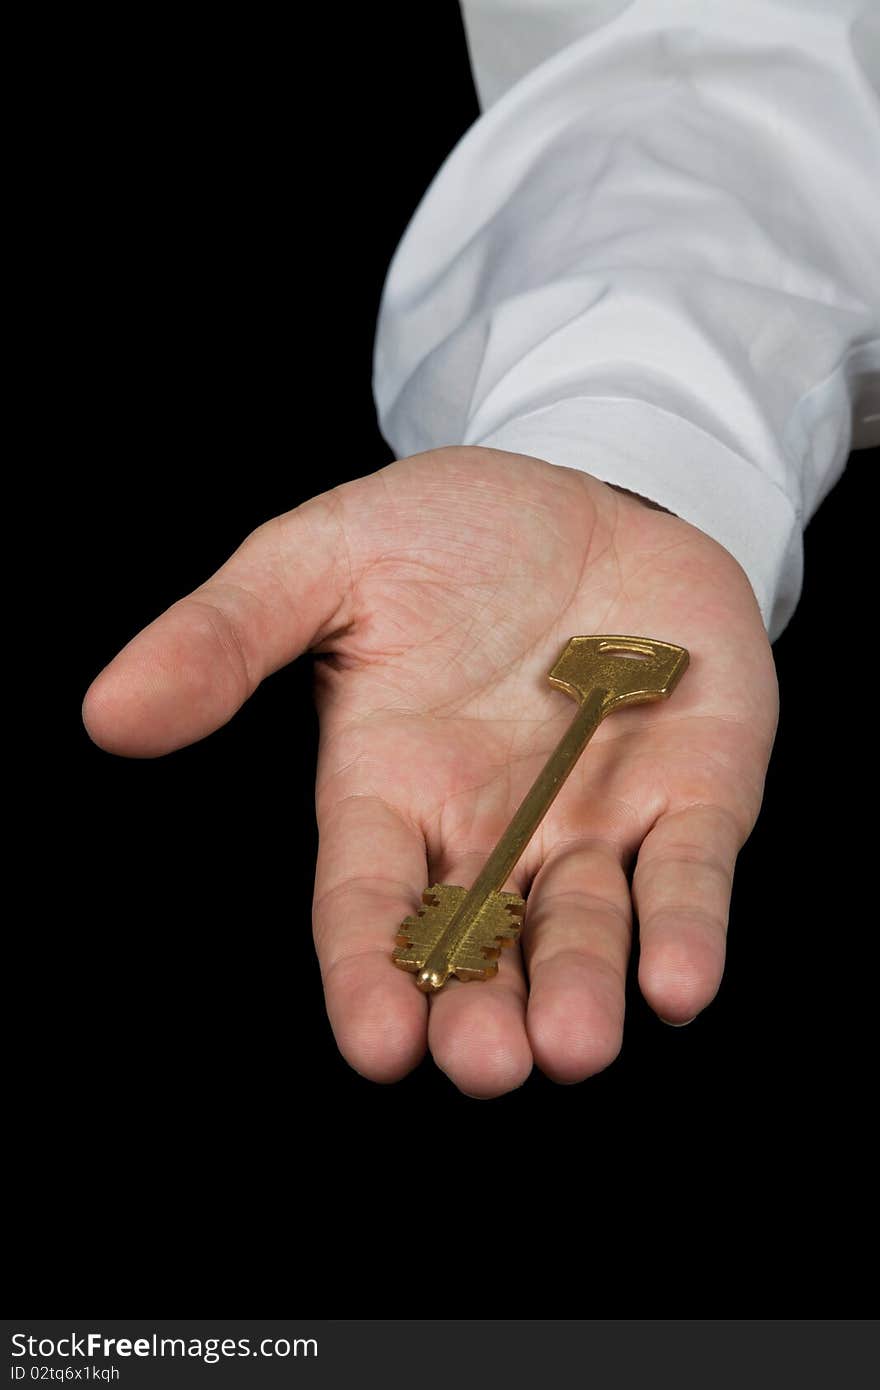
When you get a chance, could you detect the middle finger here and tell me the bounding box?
[426,851,533,1099]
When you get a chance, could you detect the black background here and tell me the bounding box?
[26,2,875,1310]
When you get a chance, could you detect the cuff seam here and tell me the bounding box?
[470,391,802,525]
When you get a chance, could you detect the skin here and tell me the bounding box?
[83,446,778,1098]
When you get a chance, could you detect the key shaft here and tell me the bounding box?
[416,688,606,989]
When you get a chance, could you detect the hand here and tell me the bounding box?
[83,447,778,1097]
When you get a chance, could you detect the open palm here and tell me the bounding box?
[84,447,778,1097]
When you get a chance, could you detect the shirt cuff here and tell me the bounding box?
[468,395,802,641]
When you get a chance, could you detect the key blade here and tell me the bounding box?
[392,885,525,987]
[392,885,465,972]
[548,635,689,713]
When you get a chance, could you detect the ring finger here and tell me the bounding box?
[524,838,631,1083]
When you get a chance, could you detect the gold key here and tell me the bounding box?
[393,635,689,992]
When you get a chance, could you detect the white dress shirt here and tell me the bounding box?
[373,0,880,639]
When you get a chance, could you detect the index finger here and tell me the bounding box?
[313,793,430,1083]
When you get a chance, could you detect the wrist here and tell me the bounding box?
[606,483,674,515]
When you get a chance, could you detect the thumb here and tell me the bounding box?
[83,496,348,757]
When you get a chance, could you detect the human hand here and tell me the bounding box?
[83,447,778,1097]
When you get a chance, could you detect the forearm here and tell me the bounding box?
[374,0,880,638]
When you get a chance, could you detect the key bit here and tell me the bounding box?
[393,635,689,992]
[394,885,526,983]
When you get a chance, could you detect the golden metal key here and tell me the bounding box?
[393,635,689,992]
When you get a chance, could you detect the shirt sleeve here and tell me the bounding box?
[372,0,880,639]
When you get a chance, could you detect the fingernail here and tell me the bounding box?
[659,1016,697,1028]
